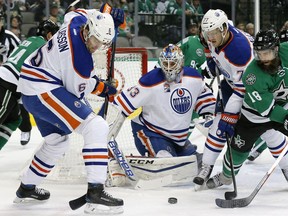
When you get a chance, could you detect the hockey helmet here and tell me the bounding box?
[159,44,184,82]
[254,29,279,51]
[37,19,59,39]
[254,29,280,74]
[85,10,115,50]
[201,9,228,39]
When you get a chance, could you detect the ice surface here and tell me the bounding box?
[1,127,288,216]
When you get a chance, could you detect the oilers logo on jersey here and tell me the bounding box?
[170,88,192,114]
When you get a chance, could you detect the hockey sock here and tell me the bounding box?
[0,118,21,150]
[222,148,249,178]
[253,138,267,153]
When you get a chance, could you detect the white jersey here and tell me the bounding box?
[114,67,216,146]
[207,24,254,114]
[17,9,99,98]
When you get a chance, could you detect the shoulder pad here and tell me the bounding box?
[139,68,165,87]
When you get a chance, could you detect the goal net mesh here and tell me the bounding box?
[43,48,148,183]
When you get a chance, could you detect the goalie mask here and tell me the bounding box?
[85,10,115,51]
[254,29,280,74]
[159,44,184,83]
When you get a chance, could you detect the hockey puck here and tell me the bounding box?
[168,197,177,204]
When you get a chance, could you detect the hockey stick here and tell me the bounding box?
[215,67,237,200]
[102,4,117,120]
[216,141,288,208]
[64,0,81,14]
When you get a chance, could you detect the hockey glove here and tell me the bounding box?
[216,112,239,138]
[92,76,117,97]
[201,67,215,79]
[100,3,124,28]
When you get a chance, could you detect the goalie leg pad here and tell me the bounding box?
[128,155,199,183]
[106,158,127,187]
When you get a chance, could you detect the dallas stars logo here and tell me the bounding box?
[234,135,245,148]
[273,80,288,101]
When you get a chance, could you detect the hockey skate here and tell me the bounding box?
[193,163,213,186]
[85,183,124,215]
[14,183,50,203]
[20,131,31,145]
[206,172,232,189]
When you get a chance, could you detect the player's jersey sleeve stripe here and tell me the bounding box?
[114,92,137,116]
[21,63,63,85]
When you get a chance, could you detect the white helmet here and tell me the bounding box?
[201,9,228,34]
[159,44,184,83]
[86,10,115,49]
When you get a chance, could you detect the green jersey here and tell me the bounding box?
[176,35,205,72]
[2,36,46,84]
[242,42,288,124]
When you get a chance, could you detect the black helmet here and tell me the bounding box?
[254,29,279,51]
[280,29,288,43]
[36,19,59,38]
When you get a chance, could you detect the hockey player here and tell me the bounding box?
[207,29,288,188]
[113,44,216,158]
[0,20,59,150]
[193,9,254,186]
[247,28,288,162]
[0,11,32,146]
[14,7,125,214]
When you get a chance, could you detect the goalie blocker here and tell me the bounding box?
[106,153,201,187]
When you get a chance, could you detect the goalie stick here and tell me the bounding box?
[215,141,288,208]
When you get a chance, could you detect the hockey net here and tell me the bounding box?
[42,47,148,183]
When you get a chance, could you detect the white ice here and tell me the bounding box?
[1,126,288,216]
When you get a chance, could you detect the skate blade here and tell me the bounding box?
[84,203,124,215]
[194,183,207,191]
[13,196,48,204]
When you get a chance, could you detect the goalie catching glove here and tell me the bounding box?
[216,112,239,138]
[91,76,118,98]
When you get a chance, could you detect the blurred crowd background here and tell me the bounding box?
[1,0,288,58]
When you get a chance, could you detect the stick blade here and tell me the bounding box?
[215,197,251,208]
[69,194,86,210]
